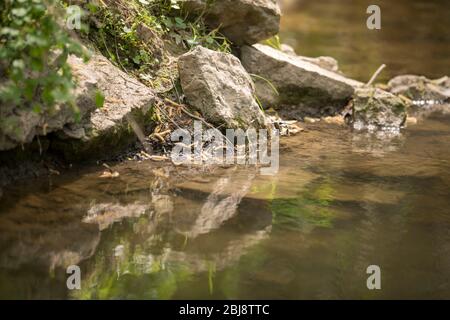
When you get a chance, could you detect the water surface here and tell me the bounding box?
[0,0,450,299]
[280,0,450,82]
[1,109,450,299]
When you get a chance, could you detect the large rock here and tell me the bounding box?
[180,0,280,45]
[0,61,98,151]
[178,46,267,129]
[351,87,407,132]
[388,75,450,103]
[0,51,156,158]
[240,44,362,118]
[52,52,156,160]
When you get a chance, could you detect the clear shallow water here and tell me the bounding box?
[1,1,450,300]
[0,110,450,299]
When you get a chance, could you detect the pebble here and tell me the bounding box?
[304,117,320,124]
[323,115,345,125]
[406,116,418,125]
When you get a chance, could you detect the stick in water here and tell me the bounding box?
[366,64,386,86]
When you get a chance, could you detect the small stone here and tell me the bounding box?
[149,155,169,162]
[304,117,320,124]
[99,171,120,178]
[288,123,304,135]
[406,116,418,125]
[388,75,449,103]
[323,115,345,125]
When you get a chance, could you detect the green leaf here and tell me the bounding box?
[12,8,28,17]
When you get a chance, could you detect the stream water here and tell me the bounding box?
[280,0,450,82]
[0,0,449,299]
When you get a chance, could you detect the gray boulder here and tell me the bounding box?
[52,52,156,159]
[178,46,267,129]
[180,0,281,45]
[52,54,156,160]
[0,59,98,151]
[388,75,450,103]
[0,51,156,157]
[240,44,362,118]
[351,87,407,132]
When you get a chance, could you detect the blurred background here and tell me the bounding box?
[278,0,450,82]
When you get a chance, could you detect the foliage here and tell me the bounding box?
[0,0,230,116]
[262,34,282,50]
[0,0,87,116]
[71,0,230,91]
[84,0,230,73]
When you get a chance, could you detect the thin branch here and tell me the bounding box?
[366,64,386,86]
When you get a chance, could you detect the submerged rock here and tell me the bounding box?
[388,75,450,104]
[351,87,407,132]
[180,0,281,45]
[240,44,362,118]
[178,46,267,129]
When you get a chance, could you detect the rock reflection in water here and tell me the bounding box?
[74,168,273,299]
[183,173,256,238]
[351,131,405,156]
[84,202,152,231]
[0,164,272,299]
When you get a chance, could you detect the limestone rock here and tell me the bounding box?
[0,57,98,151]
[0,51,156,158]
[240,44,362,118]
[178,46,267,129]
[52,52,156,160]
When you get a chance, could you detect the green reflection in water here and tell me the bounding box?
[271,179,336,231]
